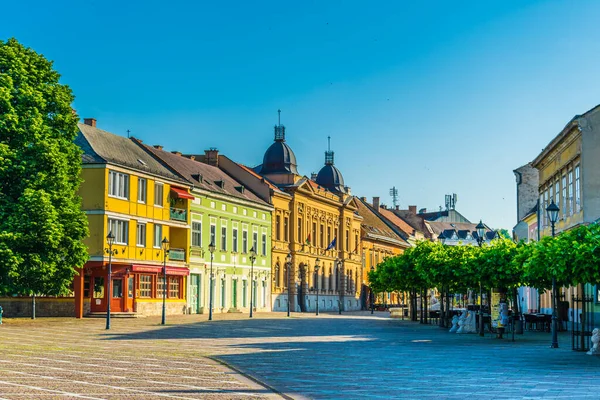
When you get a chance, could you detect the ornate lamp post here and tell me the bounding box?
[286,253,292,317]
[249,247,257,318]
[208,242,215,321]
[546,200,560,348]
[336,259,343,315]
[476,220,486,337]
[315,258,320,316]
[370,265,375,314]
[104,232,117,330]
[161,237,169,325]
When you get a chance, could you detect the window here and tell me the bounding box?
[253,231,258,252]
[192,221,202,247]
[284,217,289,242]
[112,279,123,298]
[154,224,162,248]
[233,224,239,252]
[242,228,248,253]
[540,194,545,229]
[210,223,216,246]
[154,182,164,206]
[354,233,359,253]
[136,222,146,246]
[568,170,573,215]
[576,165,581,212]
[327,226,331,248]
[137,178,147,203]
[157,275,166,298]
[93,277,105,298]
[562,175,567,217]
[297,217,302,241]
[275,216,281,241]
[139,275,152,298]
[345,230,349,251]
[320,224,324,248]
[108,218,128,244]
[169,276,180,298]
[262,232,267,256]
[221,224,227,251]
[108,170,129,199]
[554,181,559,210]
[312,222,317,247]
[544,190,549,226]
[275,264,281,288]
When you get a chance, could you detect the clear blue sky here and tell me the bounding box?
[3,0,600,230]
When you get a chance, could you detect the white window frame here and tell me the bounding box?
[108,218,128,245]
[138,178,147,203]
[154,182,164,207]
[192,221,202,247]
[136,222,146,247]
[154,224,163,248]
[108,170,129,200]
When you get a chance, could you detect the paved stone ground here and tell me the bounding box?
[1,312,599,399]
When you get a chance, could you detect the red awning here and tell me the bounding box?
[132,265,190,276]
[171,187,194,199]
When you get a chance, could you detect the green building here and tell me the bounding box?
[138,142,273,314]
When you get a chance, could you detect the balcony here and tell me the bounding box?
[169,248,186,261]
[170,207,187,222]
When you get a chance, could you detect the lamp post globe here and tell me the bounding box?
[315,258,321,316]
[475,220,485,337]
[208,242,216,321]
[160,237,169,325]
[547,200,560,348]
[249,247,257,318]
[286,253,292,317]
[105,231,115,330]
[370,265,375,314]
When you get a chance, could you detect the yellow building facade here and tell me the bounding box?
[74,120,192,317]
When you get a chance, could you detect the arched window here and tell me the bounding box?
[329,267,333,291]
[275,263,281,288]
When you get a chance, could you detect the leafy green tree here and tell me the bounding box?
[0,38,88,298]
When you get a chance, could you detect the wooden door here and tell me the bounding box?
[110,278,124,312]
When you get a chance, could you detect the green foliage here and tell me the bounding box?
[0,38,88,296]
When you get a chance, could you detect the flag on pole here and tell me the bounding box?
[326,237,337,251]
[305,234,311,246]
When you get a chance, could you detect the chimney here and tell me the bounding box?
[409,205,417,214]
[395,205,399,211]
[171,151,182,156]
[204,148,219,167]
[83,118,97,127]
[373,197,380,210]
[153,145,163,150]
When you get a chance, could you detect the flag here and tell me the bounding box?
[326,237,337,251]
[305,234,311,246]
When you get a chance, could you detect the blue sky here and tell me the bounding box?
[3,0,600,229]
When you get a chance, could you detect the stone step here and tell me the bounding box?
[86,312,144,318]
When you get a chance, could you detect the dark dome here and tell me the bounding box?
[316,164,345,193]
[260,141,299,175]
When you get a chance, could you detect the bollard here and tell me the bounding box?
[0,305,3,324]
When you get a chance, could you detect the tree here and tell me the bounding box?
[0,38,88,301]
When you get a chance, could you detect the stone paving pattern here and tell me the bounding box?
[1,312,599,399]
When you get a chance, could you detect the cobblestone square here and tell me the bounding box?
[1,312,599,399]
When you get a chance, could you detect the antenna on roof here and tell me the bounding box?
[328,136,331,152]
[127,129,131,138]
[278,109,281,126]
[389,186,399,209]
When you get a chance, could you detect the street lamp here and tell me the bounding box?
[315,258,321,316]
[208,242,215,321]
[104,231,117,330]
[286,253,292,317]
[161,237,169,325]
[249,247,257,318]
[336,259,343,315]
[547,200,560,348]
[476,220,486,337]
[370,265,375,314]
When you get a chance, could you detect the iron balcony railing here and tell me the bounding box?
[170,207,187,222]
[169,248,186,261]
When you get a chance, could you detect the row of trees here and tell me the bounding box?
[368,223,600,323]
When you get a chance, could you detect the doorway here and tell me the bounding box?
[190,274,201,314]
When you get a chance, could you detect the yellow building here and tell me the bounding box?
[530,104,600,316]
[353,197,410,307]
[219,117,363,312]
[74,119,192,317]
